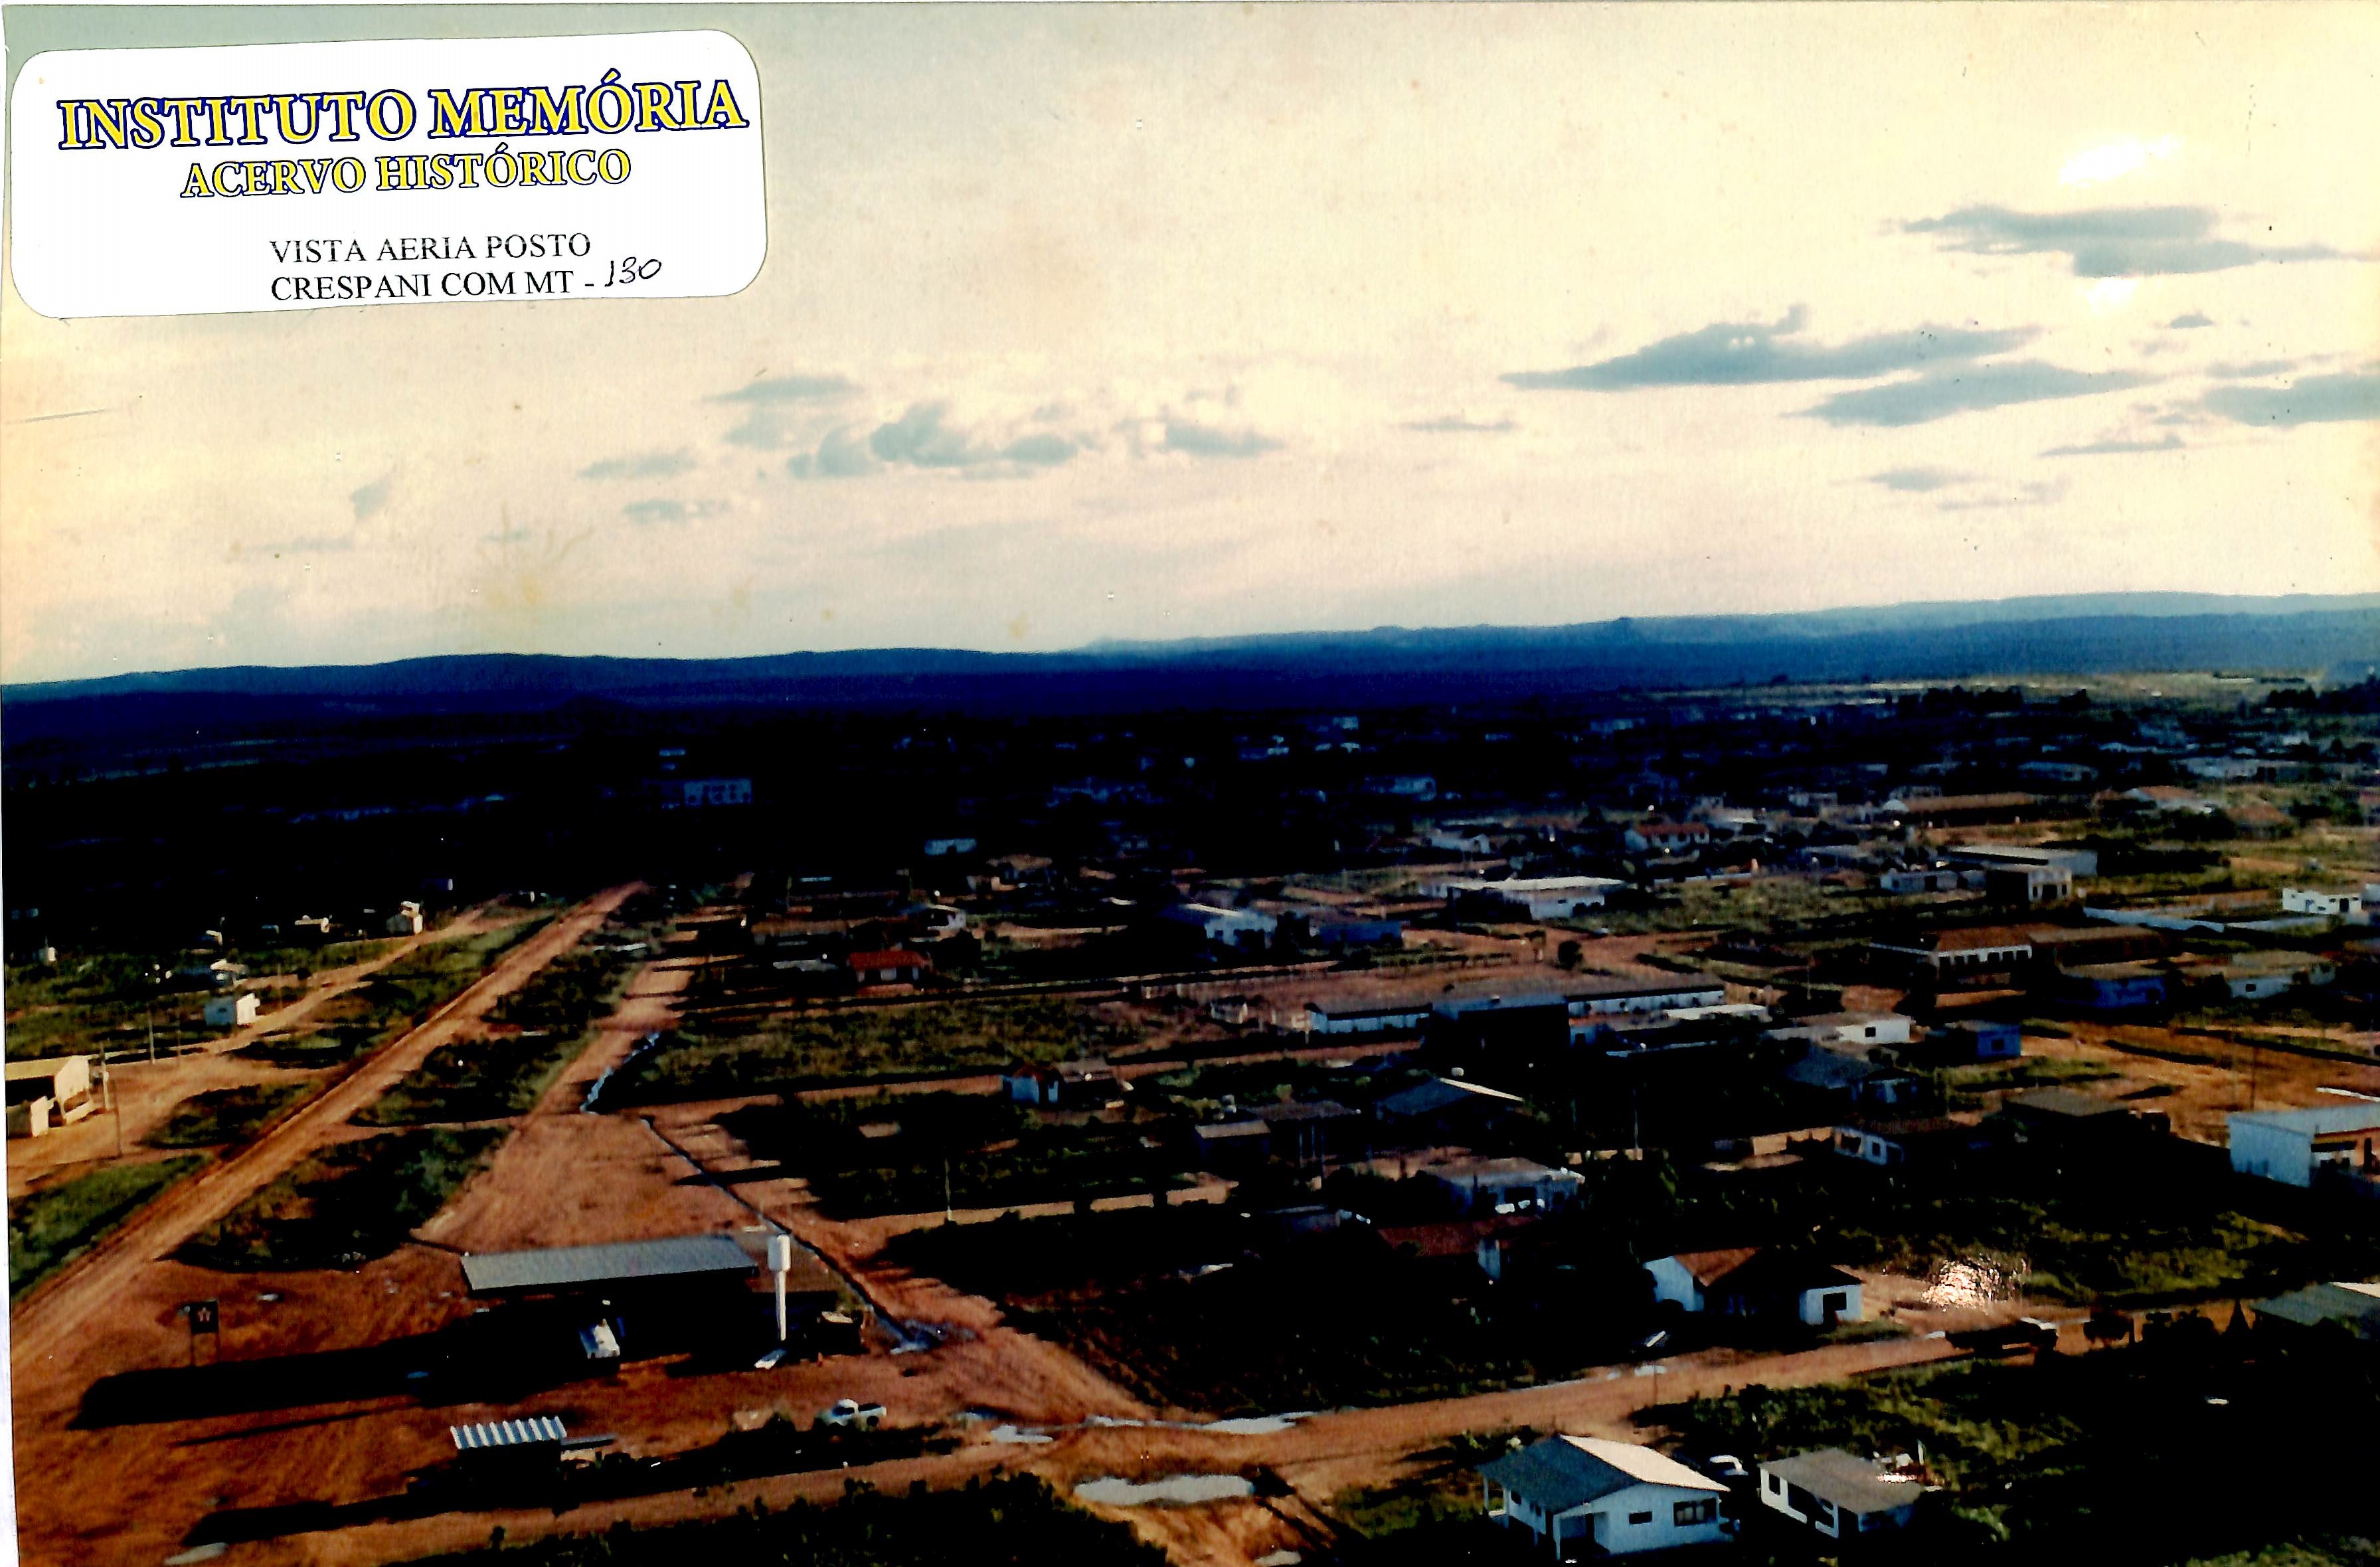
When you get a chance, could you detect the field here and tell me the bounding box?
[722,1092,1197,1217]
[1672,1141,2380,1308]
[228,919,549,1070]
[7,1155,207,1297]
[3,940,394,1061]
[396,1475,1167,1567]
[894,1204,1661,1416]
[177,1127,507,1271]
[616,996,1147,1101]
[357,945,638,1124]
[147,1081,323,1148]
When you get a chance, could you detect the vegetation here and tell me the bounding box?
[148,1081,321,1147]
[357,946,635,1124]
[616,996,1141,1101]
[1646,1332,2380,1561]
[900,1204,1656,1414]
[234,920,545,1070]
[9,1156,206,1297]
[178,1127,504,1271]
[721,1093,1195,1217]
[398,1475,1167,1566]
[3,940,398,1061]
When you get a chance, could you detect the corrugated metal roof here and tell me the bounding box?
[460,1234,757,1295]
[451,1415,568,1451]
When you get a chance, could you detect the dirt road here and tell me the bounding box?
[8,885,638,1370]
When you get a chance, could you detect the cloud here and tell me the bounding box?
[715,373,857,405]
[2040,432,2186,458]
[788,427,880,480]
[1904,205,2341,278]
[349,472,396,521]
[1867,466,1968,492]
[784,405,1088,480]
[1803,362,2154,427]
[622,498,731,523]
[2059,135,2180,189]
[1002,432,1079,466]
[2201,371,2380,427]
[579,449,698,482]
[713,372,859,449]
[2166,312,2215,329]
[1504,306,2029,390]
[869,403,995,468]
[1938,478,2069,512]
[1404,415,1519,434]
[2204,360,2296,381]
[1161,420,1282,458]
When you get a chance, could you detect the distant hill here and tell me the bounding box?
[4,595,2375,737]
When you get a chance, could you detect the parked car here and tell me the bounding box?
[819,1398,885,1430]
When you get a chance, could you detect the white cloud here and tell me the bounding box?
[2059,134,2181,189]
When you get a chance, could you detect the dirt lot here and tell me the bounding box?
[2024,1018,2380,1145]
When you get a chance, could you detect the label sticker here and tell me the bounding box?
[9,31,766,318]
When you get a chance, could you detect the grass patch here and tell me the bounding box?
[148,1081,321,1147]
[5,941,400,1062]
[617,996,1140,1101]
[357,945,637,1125]
[395,1473,1165,1566]
[9,1156,206,1298]
[178,1127,504,1271]
[721,1093,1195,1217]
[232,919,547,1073]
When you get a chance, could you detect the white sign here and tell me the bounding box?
[9,31,766,318]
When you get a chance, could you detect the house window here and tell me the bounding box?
[1628,1511,1653,1526]
[1766,1474,1782,1493]
[1675,1499,1718,1525]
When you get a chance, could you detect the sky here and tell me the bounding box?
[3,3,2378,684]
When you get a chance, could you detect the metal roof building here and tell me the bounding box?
[451,1415,569,1451]
[460,1234,758,1297]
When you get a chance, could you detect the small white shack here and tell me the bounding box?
[204,992,261,1029]
[1478,1434,1729,1556]
[1758,1449,1926,1538]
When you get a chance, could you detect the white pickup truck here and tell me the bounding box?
[818,1398,885,1431]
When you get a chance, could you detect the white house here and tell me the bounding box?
[1305,997,1436,1035]
[2280,887,2365,921]
[204,992,261,1029]
[1879,868,1964,895]
[386,900,426,936]
[2230,1105,2380,1188]
[1425,876,1626,920]
[4,1056,96,1139]
[1158,902,1279,949]
[1424,1156,1584,1215]
[1769,1012,1914,1049]
[1562,976,1731,1016]
[1758,1449,1926,1538]
[1478,1435,1729,1557]
[1645,1247,1863,1325]
[920,836,978,858]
